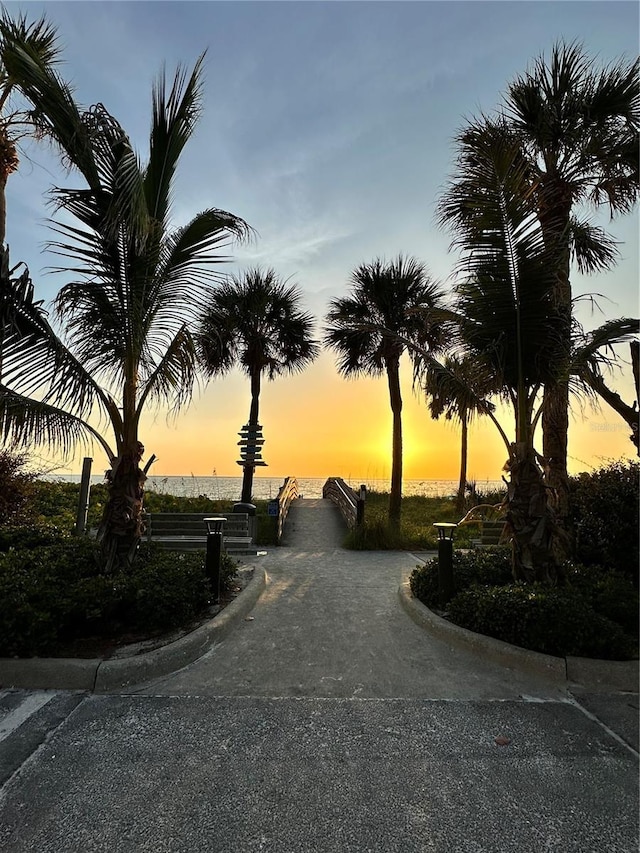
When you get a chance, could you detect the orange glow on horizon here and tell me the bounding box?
[45,351,638,482]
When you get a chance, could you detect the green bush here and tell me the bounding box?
[447,583,637,660]
[409,548,513,606]
[565,562,639,637]
[344,519,404,550]
[409,548,638,660]
[570,460,639,584]
[0,539,238,657]
[0,450,38,526]
[0,523,70,552]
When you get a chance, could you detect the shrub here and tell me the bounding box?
[570,460,639,584]
[0,523,70,552]
[409,548,513,607]
[344,519,404,550]
[0,450,37,526]
[409,548,638,660]
[0,539,238,657]
[566,562,639,637]
[447,583,637,660]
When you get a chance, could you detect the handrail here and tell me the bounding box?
[457,502,508,547]
[457,502,505,526]
[322,477,366,529]
[274,476,299,543]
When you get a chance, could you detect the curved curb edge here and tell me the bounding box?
[399,582,638,692]
[0,569,268,693]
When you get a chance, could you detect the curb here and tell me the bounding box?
[0,569,267,693]
[399,582,639,692]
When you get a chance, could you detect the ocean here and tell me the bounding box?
[47,474,504,500]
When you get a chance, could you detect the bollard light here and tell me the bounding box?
[433,523,457,541]
[433,522,457,607]
[204,517,226,602]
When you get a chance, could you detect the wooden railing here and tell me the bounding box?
[322,477,366,529]
[269,476,300,543]
[457,503,508,548]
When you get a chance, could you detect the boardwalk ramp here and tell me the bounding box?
[279,498,347,549]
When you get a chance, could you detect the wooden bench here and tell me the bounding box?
[144,512,257,557]
[470,519,508,548]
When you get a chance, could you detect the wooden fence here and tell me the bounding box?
[322,477,366,529]
[270,476,300,543]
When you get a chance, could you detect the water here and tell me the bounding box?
[46,474,504,500]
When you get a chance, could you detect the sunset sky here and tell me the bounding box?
[5,1,639,482]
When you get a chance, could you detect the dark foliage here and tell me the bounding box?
[409,548,513,603]
[409,548,638,660]
[447,584,637,660]
[0,538,237,657]
[0,449,37,526]
[570,461,639,584]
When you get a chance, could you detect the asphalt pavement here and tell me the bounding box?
[0,498,638,852]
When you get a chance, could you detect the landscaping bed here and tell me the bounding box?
[0,529,240,659]
[409,549,639,661]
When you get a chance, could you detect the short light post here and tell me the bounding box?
[204,517,225,602]
[433,522,457,608]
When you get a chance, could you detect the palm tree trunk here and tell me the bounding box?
[582,367,639,455]
[97,376,145,572]
[241,368,261,504]
[455,413,468,515]
[505,442,556,583]
[540,201,573,560]
[97,442,147,573]
[386,356,403,530]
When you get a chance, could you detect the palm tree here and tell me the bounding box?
[439,120,566,582]
[0,12,60,386]
[0,44,250,571]
[501,41,639,540]
[420,353,498,514]
[324,255,444,530]
[0,10,61,247]
[198,268,319,504]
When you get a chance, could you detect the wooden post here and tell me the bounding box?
[356,484,366,527]
[74,457,92,536]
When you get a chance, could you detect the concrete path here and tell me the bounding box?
[0,498,637,852]
[138,499,566,700]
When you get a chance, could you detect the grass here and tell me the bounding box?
[343,490,493,550]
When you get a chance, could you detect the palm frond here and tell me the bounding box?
[145,54,206,225]
[571,317,639,376]
[136,324,197,415]
[324,255,445,378]
[0,27,101,189]
[569,215,620,274]
[199,267,319,381]
[0,249,111,419]
[0,385,114,459]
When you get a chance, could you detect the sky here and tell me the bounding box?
[4,0,639,482]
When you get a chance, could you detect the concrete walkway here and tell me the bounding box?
[1,499,637,852]
[138,499,565,700]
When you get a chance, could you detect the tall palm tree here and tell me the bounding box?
[0,44,250,571]
[502,41,639,541]
[324,255,444,530]
[420,353,498,514]
[439,120,566,582]
[198,268,319,504]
